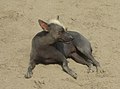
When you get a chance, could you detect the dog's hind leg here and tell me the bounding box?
[82,51,104,73]
[71,52,94,73]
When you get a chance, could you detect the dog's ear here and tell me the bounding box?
[65,27,68,31]
[38,19,48,31]
[57,15,59,20]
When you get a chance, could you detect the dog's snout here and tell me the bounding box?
[58,32,73,42]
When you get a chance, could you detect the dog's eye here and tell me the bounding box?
[58,30,63,35]
[58,28,64,35]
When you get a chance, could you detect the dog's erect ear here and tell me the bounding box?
[57,15,59,20]
[65,27,68,31]
[38,19,48,31]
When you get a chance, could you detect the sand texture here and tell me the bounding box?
[0,0,120,89]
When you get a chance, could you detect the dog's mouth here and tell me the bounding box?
[58,36,73,43]
[58,38,72,44]
[65,41,71,44]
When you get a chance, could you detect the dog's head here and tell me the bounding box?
[38,17,73,42]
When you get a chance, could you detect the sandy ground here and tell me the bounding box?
[0,0,120,89]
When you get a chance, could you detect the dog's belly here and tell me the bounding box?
[34,46,64,64]
[37,46,59,58]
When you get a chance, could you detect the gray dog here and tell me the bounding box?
[25,18,77,79]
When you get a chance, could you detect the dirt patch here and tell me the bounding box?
[0,0,120,89]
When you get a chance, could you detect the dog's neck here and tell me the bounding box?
[38,32,56,46]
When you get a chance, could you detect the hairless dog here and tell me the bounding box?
[25,19,77,79]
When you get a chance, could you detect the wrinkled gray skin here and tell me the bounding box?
[54,31,104,73]
[25,20,77,79]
